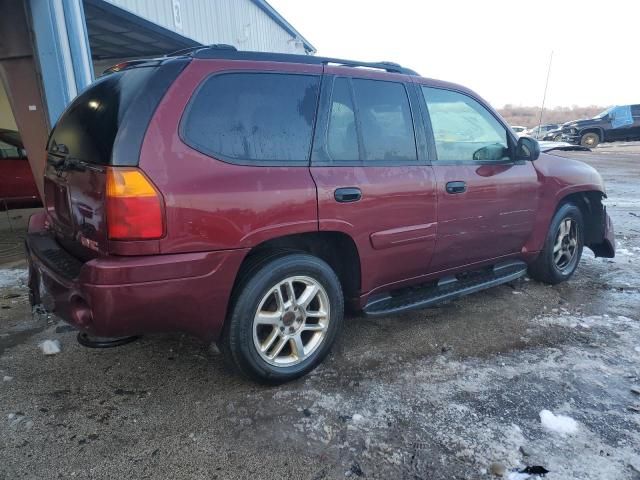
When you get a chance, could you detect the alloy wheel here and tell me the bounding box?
[553,218,578,271]
[252,276,330,367]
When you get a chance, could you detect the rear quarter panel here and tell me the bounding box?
[139,59,322,254]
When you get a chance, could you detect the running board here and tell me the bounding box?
[363,260,528,317]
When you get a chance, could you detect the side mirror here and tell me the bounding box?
[517,136,540,161]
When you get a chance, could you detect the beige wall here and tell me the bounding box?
[0,81,18,131]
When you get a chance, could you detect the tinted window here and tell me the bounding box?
[327,78,358,161]
[48,68,155,165]
[631,105,640,117]
[352,79,416,162]
[422,87,511,162]
[183,73,320,163]
[0,140,21,159]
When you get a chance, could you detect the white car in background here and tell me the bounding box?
[511,125,528,136]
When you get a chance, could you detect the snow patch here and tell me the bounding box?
[39,339,61,355]
[0,268,27,288]
[539,409,578,434]
[507,473,531,480]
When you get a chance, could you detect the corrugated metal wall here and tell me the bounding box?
[102,0,307,54]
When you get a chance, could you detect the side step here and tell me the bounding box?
[363,260,528,317]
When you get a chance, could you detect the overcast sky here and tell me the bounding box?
[269,0,639,109]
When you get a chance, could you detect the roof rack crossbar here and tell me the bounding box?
[190,47,418,75]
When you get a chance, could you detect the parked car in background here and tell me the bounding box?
[25,47,615,383]
[558,105,640,147]
[0,129,41,209]
[542,124,569,141]
[511,125,528,136]
[527,123,559,140]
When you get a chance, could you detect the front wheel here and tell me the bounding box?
[580,132,600,148]
[528,203,584,285]
[221,253,343,383]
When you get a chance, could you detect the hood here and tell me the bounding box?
[563,118,603,129]
[538,141,590,152]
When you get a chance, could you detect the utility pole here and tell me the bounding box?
[538,51,554,131]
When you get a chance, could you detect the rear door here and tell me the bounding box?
[310,68,437,295]
[418,85,539,272]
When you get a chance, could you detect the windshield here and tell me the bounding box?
[593,106,615,119]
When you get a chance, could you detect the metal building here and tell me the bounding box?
[0,0,314,200]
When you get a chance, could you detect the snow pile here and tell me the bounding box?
[39,339,61,355]
[539,409,578,434]
[0,268,28,288]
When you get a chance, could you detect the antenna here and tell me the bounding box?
[537,51,554,133]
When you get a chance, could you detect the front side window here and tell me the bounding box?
[182,73,320,164]
[422,87,511,162]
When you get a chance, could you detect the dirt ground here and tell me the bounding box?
[1,144,639,480]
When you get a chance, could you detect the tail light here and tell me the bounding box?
[106,167,164,240]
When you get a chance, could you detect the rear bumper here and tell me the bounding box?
[25,216,247,340]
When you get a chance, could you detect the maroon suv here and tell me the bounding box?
[25,47,615,383]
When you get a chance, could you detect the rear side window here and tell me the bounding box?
[0,140,21,159]
[182,73,320,164]
[327,78,359,161]
[353,79,417,162]
[325,78,417,163]
[48,68,155,165]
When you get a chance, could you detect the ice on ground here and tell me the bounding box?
[539,410,578,434]
[0,268,28,288]
[507,473,531,480]
[39,339,61,355]
[3,376,13,382]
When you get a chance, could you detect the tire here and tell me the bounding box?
[580,132,600,148]
[553,134,563,142]
[221,253,344,384]
[528,203,584,285]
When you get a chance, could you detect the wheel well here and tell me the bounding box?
[558,191,606,247]
[580,128,602,139]
[236,232,361,300]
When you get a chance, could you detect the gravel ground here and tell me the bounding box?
[1,144,639,480]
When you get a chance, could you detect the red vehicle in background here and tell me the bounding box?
[0,129,41,209]
[25,47,615,383]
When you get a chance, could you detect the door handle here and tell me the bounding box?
[334,187,362,203]
[445,181,467,194]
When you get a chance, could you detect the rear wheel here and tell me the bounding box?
[222,253,343,383]
[528,203,584,284]
[580,132,600,148]
[553,134,563,141]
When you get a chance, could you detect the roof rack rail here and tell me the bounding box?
[190,48,418,75]
[166,43,237,58]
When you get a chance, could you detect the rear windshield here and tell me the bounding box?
[48,68,155,165]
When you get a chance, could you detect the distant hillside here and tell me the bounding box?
[497,105,606,128]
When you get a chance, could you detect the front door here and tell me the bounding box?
[419,86,539,272]
[311,70,437,295]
